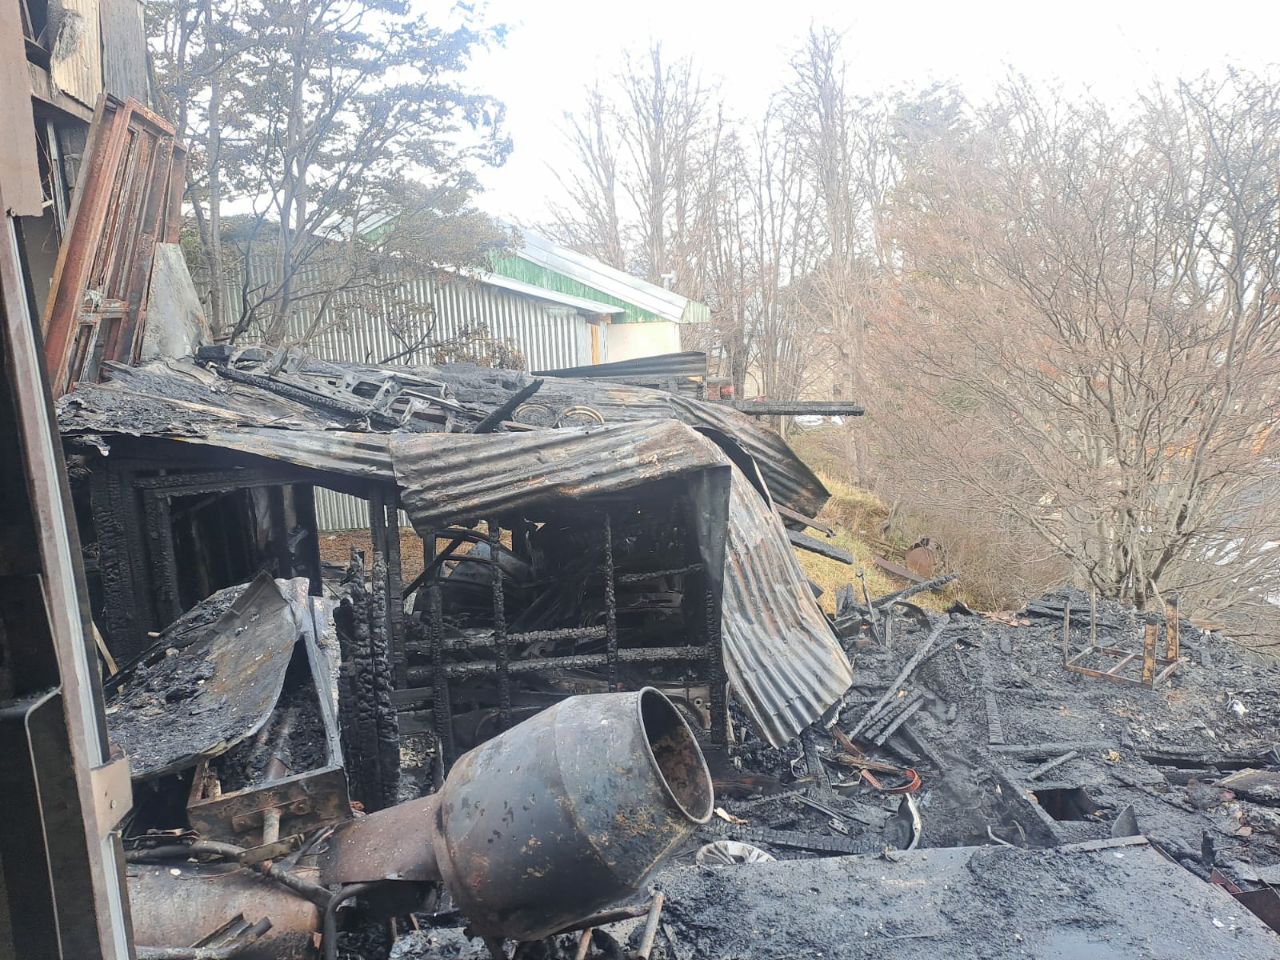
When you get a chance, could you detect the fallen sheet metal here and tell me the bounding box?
[107,573,300,779]
[721,465,854,746]
[186,587,349,847]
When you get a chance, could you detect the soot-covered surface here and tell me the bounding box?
[656,839,1279,959]
[107,573,300,778]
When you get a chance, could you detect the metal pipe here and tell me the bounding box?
[632,893,665,960]
[321,883,377,960]
[126,842,331,907]
[134,919,273,960]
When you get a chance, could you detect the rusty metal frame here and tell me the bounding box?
[42,95,186,396]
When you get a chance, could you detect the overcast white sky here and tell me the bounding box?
[462,0,1279,224]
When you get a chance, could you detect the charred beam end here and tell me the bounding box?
[470,379,544,434]
[789,530,854,565]
[776,504,837,538]
[874,573,958,609]
[729,400,865,417]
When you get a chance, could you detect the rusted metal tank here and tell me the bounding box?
[128,860,322,959]
[323,687,713,940]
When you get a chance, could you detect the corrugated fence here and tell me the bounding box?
[215,254,592,531]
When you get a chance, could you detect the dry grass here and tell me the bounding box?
[793,472,959,615]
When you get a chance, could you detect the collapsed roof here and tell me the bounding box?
[58,353,850,745]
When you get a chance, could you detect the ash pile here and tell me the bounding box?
[660,581,1280,959]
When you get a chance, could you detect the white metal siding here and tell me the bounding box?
[215,256,589,530]
[217,257,587,372]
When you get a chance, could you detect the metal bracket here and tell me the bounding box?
[89,755,133,836]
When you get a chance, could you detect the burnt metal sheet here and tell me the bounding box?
[57,361,397,480]
[390,419,734,531]
[186,587,350,844]
[107,573,300,779]
[401,360,829,517]
[43,96,186,396]
[534,351,708,381]
[57,354,828,518]
[721,466,854,746]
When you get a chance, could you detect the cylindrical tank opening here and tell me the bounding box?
[638,687,714,824]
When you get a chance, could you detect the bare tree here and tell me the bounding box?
[874,72,1280,632]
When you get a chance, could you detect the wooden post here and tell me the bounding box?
[1142,623,1158,685]
[1062,600,1071,664]
[1089,589,1097,649]
[1165,597,1180,661]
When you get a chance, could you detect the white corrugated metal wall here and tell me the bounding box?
[216,255,590,531]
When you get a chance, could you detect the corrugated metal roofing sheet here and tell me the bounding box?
[391,420,731,531]
[722,467,854,746]
[413,364,830,518]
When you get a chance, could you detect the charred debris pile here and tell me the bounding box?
[60,348,1280,959]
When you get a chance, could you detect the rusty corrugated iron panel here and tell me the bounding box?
[48,0,103,107]
[390,419,733,531]
[406,363,830,518]
[43,96,186,396]
[722,467,854,746]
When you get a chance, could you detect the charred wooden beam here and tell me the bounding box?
[789,530,853,564]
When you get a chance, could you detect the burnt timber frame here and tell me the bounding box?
[1062,596,1183,688]
[402,501,729,773]
[84,440,403,675]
